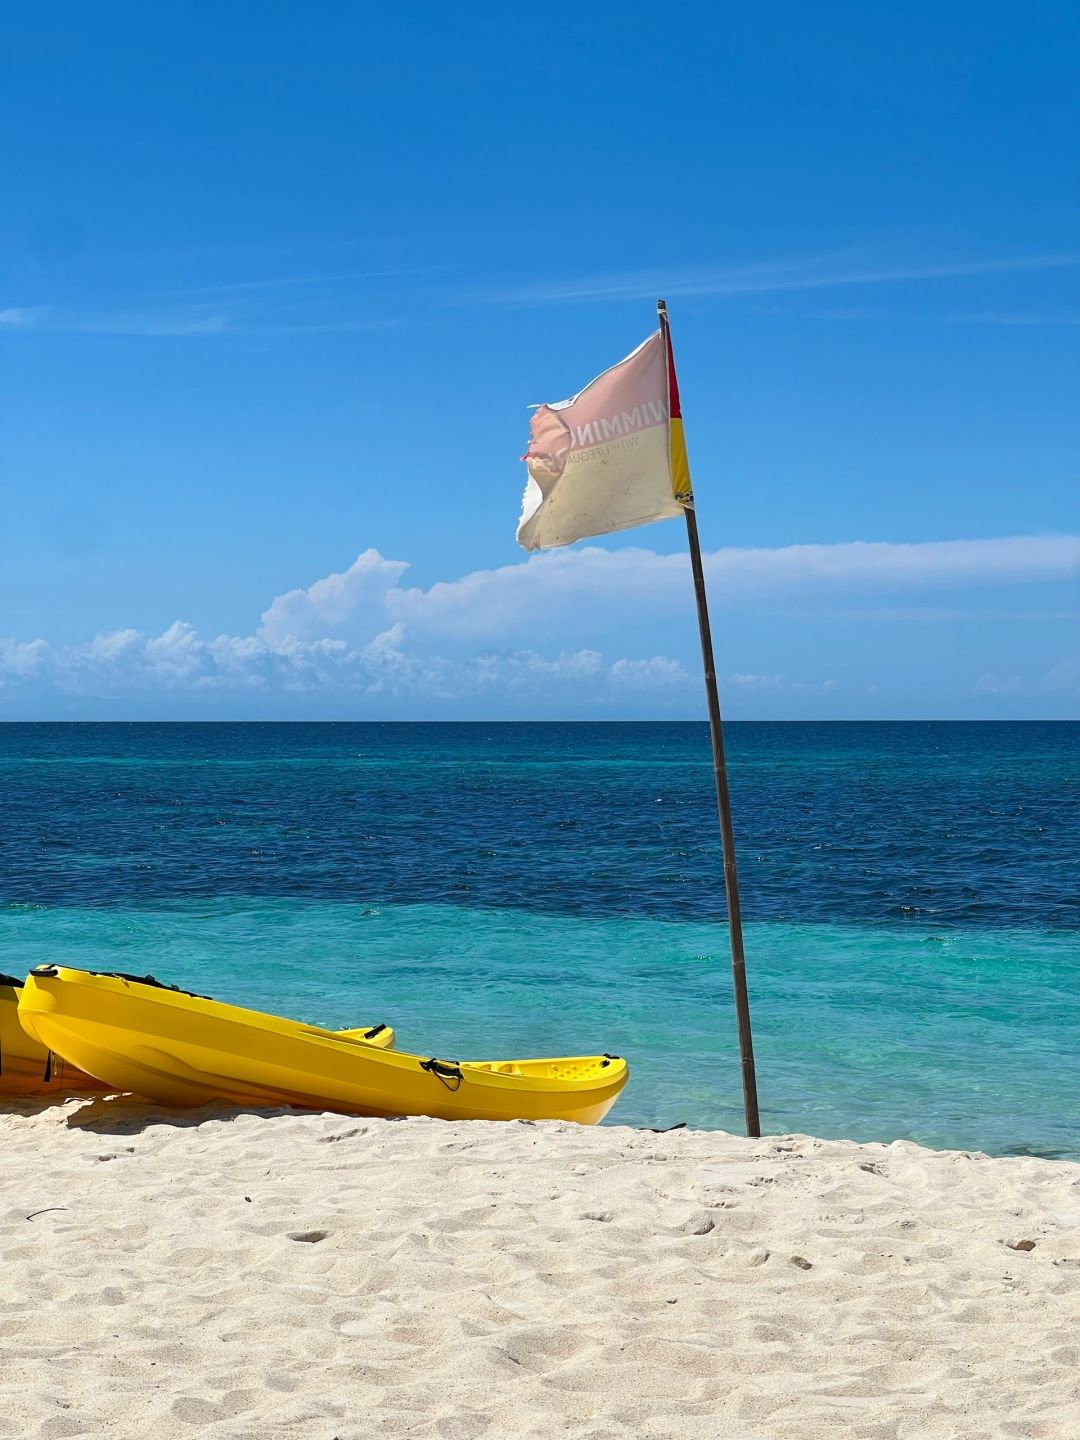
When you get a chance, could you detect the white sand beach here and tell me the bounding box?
[1,1100,1078,1440]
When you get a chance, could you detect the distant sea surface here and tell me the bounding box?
[1,722,1077,1158]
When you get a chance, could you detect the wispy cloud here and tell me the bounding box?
[731,672,837,695]
[0,302,394,338]
[0,306,43,327]
[0,260,439,338]
[482,251,1080,306]
[944,311,1080,327]
[773,305,1080,327]
[254,318,398,334]
[183,265,442,297]
[0,304,230,337]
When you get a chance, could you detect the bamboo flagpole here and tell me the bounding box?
[657,299,761,1138]
[516,302,762,1136]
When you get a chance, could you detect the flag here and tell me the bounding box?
[516,327,693,552]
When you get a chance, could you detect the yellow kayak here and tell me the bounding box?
[3,969,394,1100]
[19,966,628,1125]
[1,972,108,1096]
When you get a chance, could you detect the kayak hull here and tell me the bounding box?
[1,978,108,1097]
[19,967,628,1125]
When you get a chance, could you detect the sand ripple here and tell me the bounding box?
[1,1099,1078,1438]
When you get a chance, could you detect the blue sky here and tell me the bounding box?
[1,1,1077,718]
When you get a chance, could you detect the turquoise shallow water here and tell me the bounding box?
[1,722,1076,1155]
[1,900,1075,1157]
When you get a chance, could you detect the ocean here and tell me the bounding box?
[1,721,1076,1157]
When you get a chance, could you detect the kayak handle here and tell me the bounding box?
[419,1057,464,1092]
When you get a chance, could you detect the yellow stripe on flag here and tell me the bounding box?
[669,416,692,504]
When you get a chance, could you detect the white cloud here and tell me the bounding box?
[145,621,204,681]
[707,535,1079,590]
[730,672,837,695]
[1,533,1075,707]
[611,656,688,689]
[731,673,786,691]
[0,621,684,706]
[86,629,141,661]
[260,549,409,646]
[0,638,49,682]
[388,534,1080,640]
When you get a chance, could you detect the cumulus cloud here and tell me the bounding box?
[145,622,205,681]
[85,629,141,661]
[0,639,49,677]
[260,550,409,646]
[0,623,680,706]
[1,532,1075,707]
[611,656,688,689]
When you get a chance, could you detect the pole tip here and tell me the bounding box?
[657,297,667,315]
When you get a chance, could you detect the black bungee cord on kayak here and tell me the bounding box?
[419,1057,464,1092]
[31,965,209,1000]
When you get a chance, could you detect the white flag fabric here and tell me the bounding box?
[516,330,689,552]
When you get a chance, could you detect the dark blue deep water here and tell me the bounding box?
[1,722,1077,1155]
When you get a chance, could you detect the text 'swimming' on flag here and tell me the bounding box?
[516,328,693,553]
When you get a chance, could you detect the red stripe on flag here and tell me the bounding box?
[665,326,683,420]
